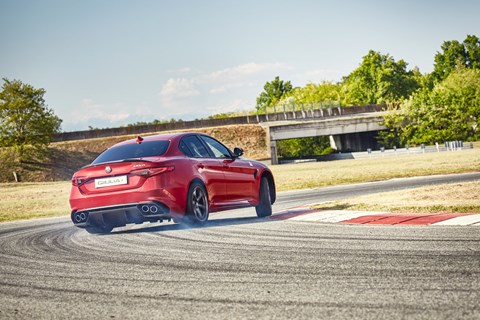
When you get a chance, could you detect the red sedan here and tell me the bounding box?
[69,132,276,234]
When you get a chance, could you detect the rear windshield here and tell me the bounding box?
[92,140,170,165]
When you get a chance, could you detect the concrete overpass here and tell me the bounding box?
[264,112,388,164]
[53,104,387,142]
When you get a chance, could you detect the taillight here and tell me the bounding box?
[72,176,87,186]
[131,166,174,177]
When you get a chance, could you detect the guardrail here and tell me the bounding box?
[52,104,387,142]
[278,142,475,164]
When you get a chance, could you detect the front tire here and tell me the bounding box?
[185,182,209,225]
[256,177,272,217]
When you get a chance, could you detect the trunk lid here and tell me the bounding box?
[72,160,171,195]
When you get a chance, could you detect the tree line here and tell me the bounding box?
[256,34,480,155]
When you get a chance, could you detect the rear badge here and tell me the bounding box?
[105,166,112,173]
[95,175,128,188]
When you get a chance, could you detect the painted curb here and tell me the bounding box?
[270,207,480,226]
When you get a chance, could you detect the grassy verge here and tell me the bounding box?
[312,180,480,214]
[0,181,71,222]
[270,148,480,192]
[0,147,479,222]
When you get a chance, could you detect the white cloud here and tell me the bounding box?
[159,62,292,101]
[205,98,250,115]
[155,62,297,119]
[77,99,130,123]
[159,78,200,101]
[209,86,227,94]
[63,99,133,130]
[207,62,292,80]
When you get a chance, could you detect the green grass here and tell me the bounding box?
[0,181,71,222]
[312,180,480,214]
[270,148,480,192]
[0,147,479,222]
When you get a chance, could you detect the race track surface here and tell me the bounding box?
[1,173,479,319]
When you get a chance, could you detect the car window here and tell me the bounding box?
[181,136,211,158]
[92,140,170,164]
[200,136,231,159]
[179,140,192,157]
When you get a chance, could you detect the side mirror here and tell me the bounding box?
[233,147,244,158]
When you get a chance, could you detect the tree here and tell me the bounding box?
[379,65,480,146]
[0,78,62,162]
[256,76,293,112]
[464,34,480,69]
[432,34,480,81]
[282,81,341,107]
[341,50,419,106]
[277,136,332,158]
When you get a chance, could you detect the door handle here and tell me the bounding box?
[197,163,205,169]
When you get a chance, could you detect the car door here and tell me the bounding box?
[199,135,255,202]
[180,135,227,205]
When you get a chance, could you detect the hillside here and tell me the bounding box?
[0,124,268,183]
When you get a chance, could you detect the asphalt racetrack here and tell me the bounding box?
[1,173,479,319]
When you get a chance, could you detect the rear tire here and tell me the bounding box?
[255,177,272,217]
[185,182,209,225]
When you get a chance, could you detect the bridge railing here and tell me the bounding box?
[278,142,475,164]
[264,100,341,114]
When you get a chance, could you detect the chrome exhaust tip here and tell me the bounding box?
[73,211,88,224]
[137,202,169,218]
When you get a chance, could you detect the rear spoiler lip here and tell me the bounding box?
[81,158,153,169]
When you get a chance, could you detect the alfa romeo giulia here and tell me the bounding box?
[69,132,276,234]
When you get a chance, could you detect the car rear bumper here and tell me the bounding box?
[71,201,172,229]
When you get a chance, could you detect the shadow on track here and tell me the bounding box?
[109,215,271,235]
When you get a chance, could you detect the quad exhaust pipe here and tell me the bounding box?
[140,204,160,214]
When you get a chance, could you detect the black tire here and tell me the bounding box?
[185,182,209,225]
[255,177,272,217]
[85,225,113,234]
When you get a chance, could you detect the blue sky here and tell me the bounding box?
[1,0,479,132]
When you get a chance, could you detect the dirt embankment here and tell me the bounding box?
[0,124,269,183]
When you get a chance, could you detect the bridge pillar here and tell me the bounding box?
[270,141,278,165]
[329,135,340,150]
